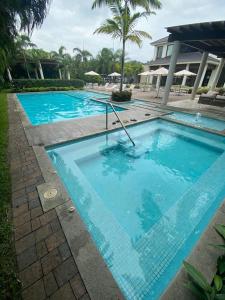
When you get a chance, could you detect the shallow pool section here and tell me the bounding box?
[47,120,225,300]
[17,91,124,125]
[168,111,225,131]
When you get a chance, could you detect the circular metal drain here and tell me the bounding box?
[44,188,58,199]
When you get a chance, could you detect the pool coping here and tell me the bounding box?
[11,91,225,300]
[34,121,225,300]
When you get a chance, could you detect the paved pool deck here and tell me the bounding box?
[9,92,225,300]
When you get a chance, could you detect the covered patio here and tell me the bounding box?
[162,20,225,104]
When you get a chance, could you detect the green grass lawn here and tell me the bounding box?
[0,93,21,299]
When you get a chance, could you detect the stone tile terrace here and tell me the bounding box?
[9,97,90,300]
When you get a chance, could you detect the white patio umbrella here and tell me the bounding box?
[85,71,100,76]
[108,72,121,77]
[174,70,197,94]
[138,70,154,85]
[85,71,100,88]
[151,67,169,97]
[174,70,197,76]
[138,71,153,76]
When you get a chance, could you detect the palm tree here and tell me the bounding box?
[94,2,151,91]
[50,46,67,79]
[0,0,50,80]
[92,0,161,11]
[15,35,37,79]
[26,48,50,79]
[73,48,93,63]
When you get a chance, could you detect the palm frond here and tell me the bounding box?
[126,34,142,47]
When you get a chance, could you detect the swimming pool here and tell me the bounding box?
[17,91,124,125]
[167,111,225,131]
[47,120,225,299]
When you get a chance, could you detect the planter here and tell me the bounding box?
[111,90,132,102]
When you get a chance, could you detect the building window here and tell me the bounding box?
[166,44,173,57]
[156,46,163,59]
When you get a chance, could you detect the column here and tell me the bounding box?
[58,69,62,79]
[210,58,225,90]
[6,68,12,82]
[182,64,189,86]
[38,61,44,79]
[191,52,208,100]
[199,63,208,87]
[162,41,181,105]
[67,70,71,80]
[156,75,161,89]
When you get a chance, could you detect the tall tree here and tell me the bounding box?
[50,46,66,78]
[94,2,151,91]
[14,35,36,79]
[92,0,161,11]
[0,0,50,80]
[26,48,50,79]
[73,48,93,63]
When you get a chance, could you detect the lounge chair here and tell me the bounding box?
[124,84,135,91]
[198,91,225,107]
[198,91,217,105]
[92,83,98,89]
[95,83,110,90]
[85,83,92,89]
[105,85,119,92]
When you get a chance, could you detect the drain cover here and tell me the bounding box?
[43,188,58,199]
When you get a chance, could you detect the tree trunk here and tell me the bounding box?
[7,67,12,82]
[120,38,126,92]
[23,51,31,79]
[38,61,44,79]
[58,68,62,79]
[119,0,128,92]
[34,68,39,79]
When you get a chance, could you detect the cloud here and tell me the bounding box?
[31,0,225,63]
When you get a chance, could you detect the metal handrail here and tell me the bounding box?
[106,102,135,146]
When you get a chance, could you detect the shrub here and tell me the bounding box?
[11,79,84,89]
[184,224,225,299]
[83,75,103,84]
[216,87,225,95]
[111,90,132,102]
[197,87,209,95]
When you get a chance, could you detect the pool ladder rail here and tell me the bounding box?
[105,102,135,147]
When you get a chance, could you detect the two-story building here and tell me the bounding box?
[142,36,225,88]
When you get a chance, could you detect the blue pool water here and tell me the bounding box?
[47,120,225,300]
[168,111,225,131]
[17,91,123,125]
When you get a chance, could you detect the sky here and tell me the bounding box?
[31,0,225,63]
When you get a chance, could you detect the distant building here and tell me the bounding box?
[142,36,225,87]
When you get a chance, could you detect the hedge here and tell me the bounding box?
[11,79,84,89]
[7,87,82,93]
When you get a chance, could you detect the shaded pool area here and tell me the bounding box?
[167,111,225,131]
[47,119,225,299]
[17,91,124,125]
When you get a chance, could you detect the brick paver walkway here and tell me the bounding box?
[8,98,90,299]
